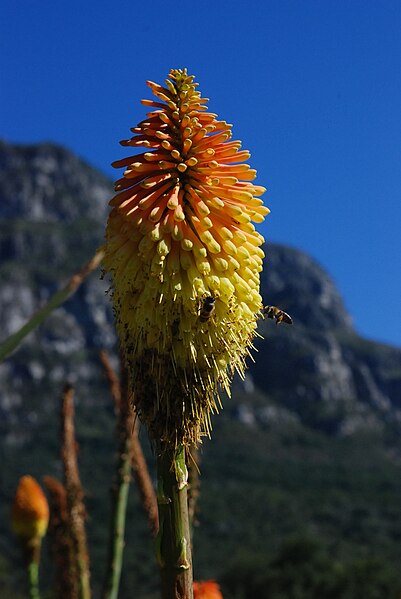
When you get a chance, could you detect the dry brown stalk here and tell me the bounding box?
[99,350,121,415]
[130,420,159,536]
[0,249,104,362]
[100,350,159,536]
[43,475,79,599]
[61,384,91,599]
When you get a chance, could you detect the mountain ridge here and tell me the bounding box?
[1,139,401,440]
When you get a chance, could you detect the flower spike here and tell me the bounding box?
[104,68,269,446]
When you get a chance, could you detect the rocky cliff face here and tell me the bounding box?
[254,243,401,435]
[1,140,401,442]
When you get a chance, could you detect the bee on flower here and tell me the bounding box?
[198,295,217,323]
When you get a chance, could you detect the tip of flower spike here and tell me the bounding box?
[169,68,192,81]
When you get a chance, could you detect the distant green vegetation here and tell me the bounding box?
[221,538,400,598]
[2,386,401,598]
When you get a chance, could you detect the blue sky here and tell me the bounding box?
[1,1,400,347]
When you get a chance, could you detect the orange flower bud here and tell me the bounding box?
[11,476,49,541]
[193,580,223,599]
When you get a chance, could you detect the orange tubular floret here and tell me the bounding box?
[140,173,174,188]
[214,150,251,164]
[213,141,242,152]
[120,135,161,147]
[137,181,176,211]
[185,187,210,217]
[112,156,144,169]
[140,99,167,108]
[167,185,180,209]
[149,197,170,223]
[142,152,173,163]
[114,176,148,192]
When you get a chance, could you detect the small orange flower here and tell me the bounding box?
[11,475,49,541]
[193,580,223,599]
[104,69,268,446]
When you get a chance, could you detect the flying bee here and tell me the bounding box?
[198,296,216,323]
[263,305,293,325]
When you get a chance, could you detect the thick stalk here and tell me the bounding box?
[156,444,193,599]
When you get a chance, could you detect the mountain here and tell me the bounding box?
[256,244,401,435]
[1,140,401,599]
[1,139,400,441]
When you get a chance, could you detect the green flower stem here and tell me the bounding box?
[27,558,41,599]
[156,444,193,599]
[103,446,131,599]
[0,250,104,363]
[76,554,91,599]
[102,388,134,599]
[22,540,42,599]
